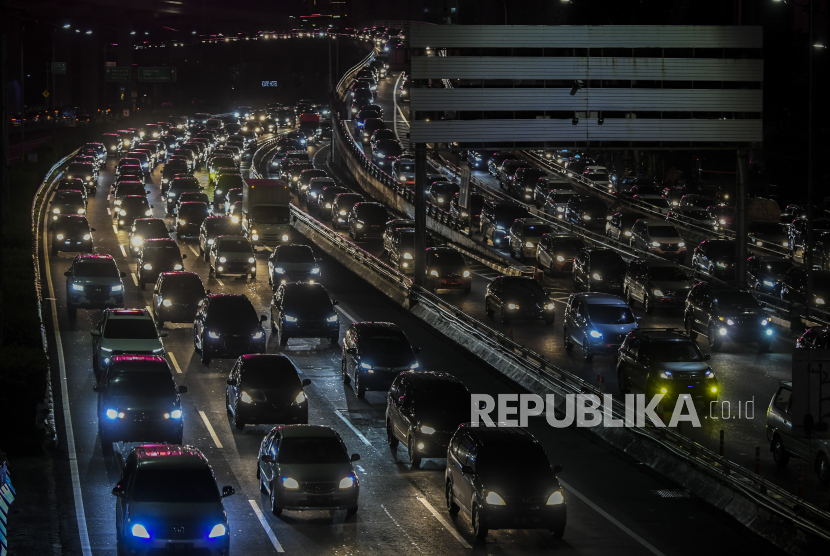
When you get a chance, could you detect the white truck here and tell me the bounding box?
[241,179,292,246]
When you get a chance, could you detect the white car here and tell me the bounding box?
[90,308,166,384]
[583,166,613,191]
[209,235,257,279]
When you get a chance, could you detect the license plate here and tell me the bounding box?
[443,280,459,285]
[166,543,193,551]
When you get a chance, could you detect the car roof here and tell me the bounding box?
[458,424,536,445]
[76,254,114,261]
[400,370,464,386]
[577,293,629,306]
[641,258,680,268]
[105,308,152,319]
[640,219,674,226]
[277,424,338,438]
[631,329,689,341]
[135,445,209,469]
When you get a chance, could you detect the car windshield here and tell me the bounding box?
[361,333,411,354]
[413,388,471,411]
[551,193,576,203]
[76,261,119,277]
[122,198,148,209]
[478,446,550,476]
[241,362,299,389]
[171,184,200,195]
[587,305,636,324]
[399,162,415,173]
[592,254,626,272]
[132,468,220,504]
[206,220,237,235]
[276,437,349,464]
[163,275,205,296]
[523,224,553,237]
[709,208,733,217]
[275,247,314,264]
[250,206,290,223]
[753,223,787,236]
[117,184,146,196]
[503,279,546,297]
[56,220,89,233]
[103,318,158,339]
[587,172,610,181]
[217,176,244,189]
[714,292,758,308]
[358,205,388,221]
[647,226,680,237]
[707,242,735,256]
[646,340,704,362]
[431,251,466,267]
[648,266,689,281]
[218,239,252,252]
[213,157,235,167]
[551,239,584,251]
[109,372,172,397]
[284,289,332,311]
[761,260,793,274]
[207,298,257,324]
[682,210,709,219]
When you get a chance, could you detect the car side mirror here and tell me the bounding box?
[412,347,421,354]
[260,454,274,463]
[111,485,125,497]
[182,254,187,259]
[347,347,357,355]
[159,331,169,337]
[150,205,154,209]
[260,315,268,322]
[64,271,72,276]
[350,453,361,462]
[302,378,311,387]
[703,353,711,361]
[221,486,235,498]
[90,330,101,337]
[178,385,188,394]
[553,464,563,473]
[92,384,104,392]
[90,228,96,232]
[635,316,642,322]
[120,271,127,277]
[461,465,475,475]
[332,300,339,305]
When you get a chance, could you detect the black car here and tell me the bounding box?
[175,201,211,238]
[536,234,585,273]
[789,218,830,250]
[684,283,773,351]
[796,326,830,349]
[116,195,152,229]
[386,371,470,468]
[51,215,93,256]
[176,191,211,213]
[64,254,125,315]
[270,282,340,348]
[226,354,311,429]
[298,169,328,201]
[485,276,555,324]
[137,238,186,289]
[746,256,793,295]
[194,293,268,364]
[533,176,571,209]
[166,178,202,214]
[480,202,530,247]
[509,168,547,201]
[214,174,244,210]
[425,247,471,293]
[449,193,485,231]
[428,182,460,208]
[332,193,364,228]
[198,216,240,259]
[129,218,170,256]
[691,239,736,279]
[388,229,435,273]
[446,425,566,540]
[268,244,321,287]
[565,195,608,231]
[748,221,790,249]
[318,185,350,217]
[624,258,693,313]
[572,248,626,293]
[112,181,149,209]
[616,329,718,402]
[349,202,388,240]
[342,322,419,397]
[56,177,89,201]
[50,190,86,222]
[95,354,186,451]
[605,212,640,242]
[161,159,190,190]
[152,271,206,327]
[371,139,403,168]
[780,268,830,309]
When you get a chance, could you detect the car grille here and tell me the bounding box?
[729,315,757,325]
[84,285,111,299]
[660,243,679,251]
[302,482,337,494]
[507,495,546,507]
[125,410,164,422]
[283,271,309,281]
[155,524,198,539]
[222,335,253,352]
[611,334,628,343]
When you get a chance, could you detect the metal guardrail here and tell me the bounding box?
[335,44,379,97]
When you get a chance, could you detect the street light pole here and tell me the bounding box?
[806,0,815,310]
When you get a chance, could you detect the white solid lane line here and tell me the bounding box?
[216,278,225,287]
[112,224,118,235]
[558,479,667,556]
[168,352,183,374]
[416,496,473,549]
[131,273,139,287]
[198,410,224,449]
[188,245,200,257]
[248,499,284,553]
[335,305,358,324]
[106,207,111,216]
[42,202,94,556]
[119,244,127,258]
[334,411,376,451]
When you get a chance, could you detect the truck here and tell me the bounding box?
[241,179,292,246]
[298,113,321,144]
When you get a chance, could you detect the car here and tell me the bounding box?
[629,219,686,263]
[428,182,460,208]
[116,195,153,229]
[268,244,321,288]
[64,254,126,316]
[446,425,567,540]
[572,248,626,293]
[709,205,736,231]
[56,177,89,201]
[766,381,830,485]
[95,355,186,450]
[371,139,403,168]
[198,216,240,259]
[112,445,234,556]
[112,181,149,210]
[633,194,671,214]
[342,322,419,397]
[496,160,531,189]
[780,268,830,308]
[392,157,415,185]
[543,189,579,220]
[90,308,167,383]
[788,218,830,250]
[257,425,360,517]
[128,218,169,256]
[275,150,310,177]
[565,195,608,231]
[666,206,718,230]
[152,271,206,328]
[563,293,637,360]
[684,283,773,352]
[424,247,471,293]
[161,159,190,189]
[166,177,202,214]
[331,193,364,229]
[679,194,716,209]
[448,193,485,231]
[605,212,640,241]
[194,293,268,364]
[213,174,244,210]
[361,118,386,143]
[101,133,121,155]
[509,168,548,201]
[583,166,612,190]
[533,175,571,209]
[796,326,830,349]
[382,218,415,253]
[386,371,471,468]
[480,202,530,247]
[746,256,793,295]
[116,163,146,183]
[226,354,311,429]
[537,234,585,273]
[175,191,211,213]
[175,201,211,239]
[691,239,736,279]
[485,276,555,325]
[370,128,397,149]
[617,329,718,403]
[51,214,93,256]
[348,202,388,240]
[388,229,435,273]
[507,218,554,262]
[298,169,328,201]
[624,258,693,313]
[270,282,340,348]
[137,238,186,289]
[208,235,257,279]
[49,190,87,223]
[316,185,348,219]
[64,161,97,192]
[305,177,335,210]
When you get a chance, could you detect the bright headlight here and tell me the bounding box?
[592,273,602,280]
[219,257,227,263]
[507,303,519,310]
[144,209,153,216]
[119,210,126,216]
[131,524,149,538]
[525,241,534,248]
[53,208,60,214]
[248,257,256,263]
[311,267,321,275]
[208,524,226,538]
[274,267,285,274]
[546,491,564,505]
[173,264,183,270]
[111,285,122,292]
[653,289,664,296]
[726,319,735,325]
[294,391,306,404]
[71,284,84,291]
[285,315,298,322]
[339,477,354,489]
[106,408,118,419]
[208,331,220,339]
[624,231,632,236]
[589,330,602,338]
[83,234,91,240]
[143,263,152,270]
[420,425,435,435]
[403,253,413,260]
[207,239,214,245]
[253,331,263,339]
[132,237,143,246]
[240,391,253,404]
[430,270,439,277]
[763,280,774,287]
[360,362,372,370]
[651,241,660,247]
[545,303,555,310]
[583,215,591,220]
[816,297,826,305]
[485,491,506,506]
[162,299,172,307]
[677,242,685,248]
[339,210,347,215]
[170,409,182,419]
[463,270,471,278]
[327,315,338,322]
[282,477,299,489]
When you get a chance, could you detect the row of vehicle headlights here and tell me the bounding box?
[56,234,91,240]
[143,263,183,271]
[284,315,338,323]
[482,490,564,506]
[53,208,86,214]
[282,476,355,490]
[240,391,306,405]
[130,522,225,540]
[651,241,685,248]
[360,361,419,371]
[429,270,471,277]
[72,284,121,292]
[207,330,264,339]
[106,408,181,420]
[273,267,320,274]
[659,370,718,394]
[505,302,555,310]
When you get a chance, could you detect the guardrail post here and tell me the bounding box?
[719,429,725,457]
[755,446,761,475]
[414,143,427,286]
[799,466,804,498]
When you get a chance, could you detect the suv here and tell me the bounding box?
[95,355,186,451]
[137,238,186,289]
[51,215,94,256]
[270,282,340,348]
[629,220,686,263]
[691,239,736,279]
[616,329,718,402]
[746,256,793,295]
[565,195,608,231]
[507,219,554,262]
[152,272,206,328]
[342,322,419,397]
[684,284,773,352]
[446,425,566,540]
[193,294,268,364]
[268,244,321,287]
[331,193,364,229]
[543,189,578,220]
[485,276,555,325]
[198,216,240,259]
[386,371,470,468]
[90,309,167,383]
[606,212,640,242]
[208,235,257,279]
[349,202,388,240]
[573,248,626,293]
[424,247,471,293]
[766,382,830,485]
[509,167,547,201]
[129,218,170,256]
[389,229,435,273]
[563,293,637,361]
[65,254,126,316]
[112,445,234,555]
[537,234,585,273]
[624,258,693,313]
[480,202,530,247]
[533,176,571,209]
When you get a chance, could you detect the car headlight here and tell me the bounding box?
[356,223,364,229]
[763,280,775,287]
[170,409,182,419]
[420,425,435,435]
[131,524,150,538]
[660,371,673,379]
[546,491,565,505]
[285,315,298,322]
[71,283,84,292]
[624,231,632,236]
[178,219,186,225]
[816,297,826,305]
[274,267,285,274]
[653,289,664,296]
[132,237,143,246]
[360,362,372,370]
[282,477,299,489]
[173,264,183,270]
[119,210,126,216]
[310,267,321,275]
[761,318,770,326]
[327,315,338,323]
[719,219,727,225]
[253,331,263,339]
[239,391,253,404]
[485,491,506,506]
[556,207,565,212]
[545,303,555,310]
[716,262,727,268]
[592,273,602,281]
[105,408,118,419]
[463,270,471,278]
[339,477,354,489]
[53,208,60,214]
[583,215,591,220]
[402,252,413,260]
[589,330,602,339]
[294,391,306,404]
[208,524,226,538]
[248,257,256,263]
[111,285,122,292]
[507,303,519,310]
[281,234,289,241]
[651,241,661,247]
[525,241,534,248]
[325,203,332,208]
[143,263,152,270]
[208,331,220,339]
[339,210,347,215]
[219,257,227,263]
[677,242,685,248]
[430,270,439,277]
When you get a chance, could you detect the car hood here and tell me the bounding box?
[241,386,300,404]
[216,251,252,262]
[130,501,225,529]
[71,276,121,288]
[276,462,354,483]
[717,305,762,317]
[552,248,581,259]
[651,361,711,374]
[479,471,559,497]
[108,395,176,412]
[650,280,692,292]
[757,270,787,282]
[589,322,638,336]
[649,235,683,243]
[503,291,548,304]
[360,352,415,369]
[100,338,163,352]
[415,410,467,433]
[275,262,316,272]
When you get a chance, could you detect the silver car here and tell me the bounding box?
[563,293,638,361]
[507,218,554,262]
[209,235,257,279]
[543,189,579,220]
